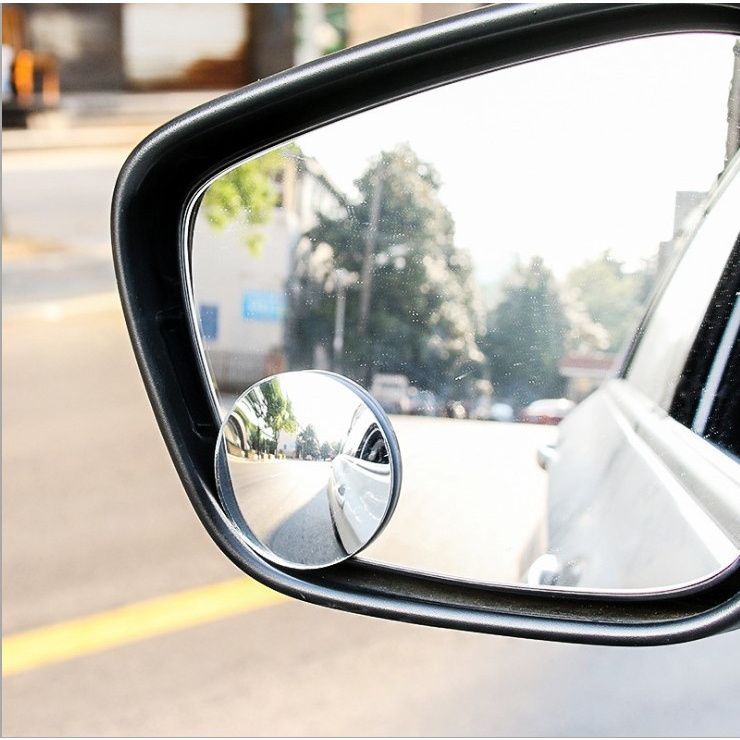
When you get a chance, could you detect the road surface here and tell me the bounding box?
[227,458,346,565]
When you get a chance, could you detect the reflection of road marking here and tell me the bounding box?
[2,577,286,677]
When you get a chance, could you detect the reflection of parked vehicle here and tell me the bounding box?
[473,399,515,422]
[491,402,515,422]
[407,388,438,416]
[528,152,740,590]
[370,373,410,414]
[518,398,575,425]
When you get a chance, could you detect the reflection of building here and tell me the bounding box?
[192,155,348,392]
[658,191,707,275]
[558,351,618,402]
[276,429,298,459]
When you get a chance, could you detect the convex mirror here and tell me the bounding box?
[215,371,401,569]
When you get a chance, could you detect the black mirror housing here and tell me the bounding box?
[112,3,740,646]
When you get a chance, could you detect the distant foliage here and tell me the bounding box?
[296,424,320,459]
[290,144,484,397]
[482,257,569,407]
[565,251,655,352]
[202,149,288,255]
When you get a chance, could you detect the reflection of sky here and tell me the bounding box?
[297,34,736,281]
[279,373,363,443]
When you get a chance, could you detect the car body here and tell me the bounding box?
[327,404,393,552]
[528,152,740,590]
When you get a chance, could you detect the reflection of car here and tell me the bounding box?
[327,407,392,552]
[491,402,515,422]
[527,152,740,590]
[370,373,410,414]
[407,388,438,416]
[473,399,515,422]
[518,398,575,425]
[327,453,391,552]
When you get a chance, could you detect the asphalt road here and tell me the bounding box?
[228,458,346,565]
[3,152,740,736]
[3,148,126,306]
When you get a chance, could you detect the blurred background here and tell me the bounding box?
[3,3,740,736]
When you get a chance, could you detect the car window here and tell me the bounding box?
[696,289,740,458]
[626,159,740,428]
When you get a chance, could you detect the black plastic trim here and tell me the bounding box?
[112,3,740,646]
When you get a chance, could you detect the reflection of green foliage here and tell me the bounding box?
[296,424,320,459]
[565,251,655,352]
[483,256,569,407]
[236,380,298,454]
[260,380,298,441]
[249,424,264,453]
[202,148,288,255]
[291,143,484,396]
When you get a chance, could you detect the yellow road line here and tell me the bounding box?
[2,577,286,677]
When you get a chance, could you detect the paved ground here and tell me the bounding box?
[3,128,740,737]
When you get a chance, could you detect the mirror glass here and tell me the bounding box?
[215,371,400,568]
[191,34,740,590]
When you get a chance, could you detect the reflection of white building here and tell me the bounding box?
[276,429,298,459]
[558,351,618,402]
[192,155,348,391]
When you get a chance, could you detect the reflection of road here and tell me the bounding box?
[363,415,557,584]
[227,416,557,583]
[228,459,345,565]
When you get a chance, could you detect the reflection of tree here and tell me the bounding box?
[296,424,320,459]
[237,379,298,455]
[482,256,569,408]
[201,148,288,255]
[260,380,298,440]
[565,251,655,352]
[289,144,484,397]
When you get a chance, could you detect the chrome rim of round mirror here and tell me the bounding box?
[215,371,401,569]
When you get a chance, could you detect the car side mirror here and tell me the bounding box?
[112,4,740,646]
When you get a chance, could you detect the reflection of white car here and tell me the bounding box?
[327,454,392,553]
[326,405,392,552]
[518,398,575,425]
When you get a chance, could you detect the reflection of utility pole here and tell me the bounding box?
[358,162,384,338]
[333,268,358,373]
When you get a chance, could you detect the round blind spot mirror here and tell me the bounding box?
[215,371,402,569]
